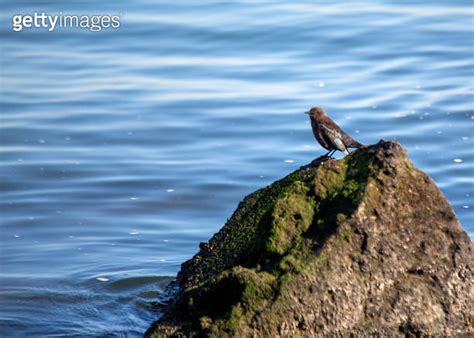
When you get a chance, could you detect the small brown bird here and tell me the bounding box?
[305,107,363,157]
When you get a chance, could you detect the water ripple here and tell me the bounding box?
[1,1,473,336]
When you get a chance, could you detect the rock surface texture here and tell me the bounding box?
[146,140,473,337]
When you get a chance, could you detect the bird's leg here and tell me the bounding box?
[319,150,335,162]
[323,150,332,158]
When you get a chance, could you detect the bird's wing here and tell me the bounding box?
[325,118,363,148]
[320,123,347,152]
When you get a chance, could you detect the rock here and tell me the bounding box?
[146,140,473,337]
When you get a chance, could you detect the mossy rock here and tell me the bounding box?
[266,181,315,256]
[146,140,473,337]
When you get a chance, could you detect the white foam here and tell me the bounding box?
[284,160,294,164]
[393,112,408,118]
[96,277,109,282]
[453,159,463,163]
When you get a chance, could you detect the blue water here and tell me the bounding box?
[1,1,473,336]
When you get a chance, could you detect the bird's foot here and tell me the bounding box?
[304,152,336,169]
[321,155,333,161]
[313,154,332,163]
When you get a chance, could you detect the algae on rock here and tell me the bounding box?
[146,140,473,337]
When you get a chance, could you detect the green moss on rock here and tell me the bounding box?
[206,267,275,336]
[266,181,315,256]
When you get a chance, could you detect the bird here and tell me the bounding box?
[305,107,363,157]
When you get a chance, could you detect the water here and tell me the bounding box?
[1,1,473,336]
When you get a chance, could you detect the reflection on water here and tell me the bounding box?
[1,1,473,336]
